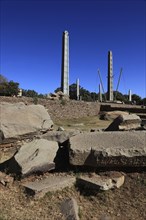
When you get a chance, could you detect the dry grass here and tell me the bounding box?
[0,172,146,220]
[54,116,111,131]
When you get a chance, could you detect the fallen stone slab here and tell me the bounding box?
[22,175,76,198]
[0,139,58,177]
[105,114,141,131]
[76,172,125,191]
[61,197,79,220]
[69,131,146,168]
[40,130,80,144]
[14,139,58,177]
[100,111,129,121]
[0,102,53,142]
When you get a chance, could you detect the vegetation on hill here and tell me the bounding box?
[0,74,145,105]
[55,84,146,105]
[0,74,19,96]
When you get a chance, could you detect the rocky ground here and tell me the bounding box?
[0,171,146,220]
[0,100,146,220]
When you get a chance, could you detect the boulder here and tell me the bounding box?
[76,172,125,191]
[69,131,146,168]
[0,102,53,142]
[1,139,58,177]
[22,175,76,198]
[105,114,141,131]
[61,197,79,220]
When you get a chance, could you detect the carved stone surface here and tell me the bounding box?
[69,131,146,167]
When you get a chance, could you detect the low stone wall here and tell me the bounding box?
[0,97,101,120]
[1,97,146,120]
[100,103,146,113]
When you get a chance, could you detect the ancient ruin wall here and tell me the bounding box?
[0,97,101,120]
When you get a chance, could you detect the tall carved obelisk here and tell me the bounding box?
[107,51,113,101]
[61,31,69,96]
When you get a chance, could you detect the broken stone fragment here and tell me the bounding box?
[22,176,76,198]
[14,139,58,177]
[0,139,58,177]
[100,111,129,121]
[61,197,79,220]
[76,172,125,191]
[105,113,141,131]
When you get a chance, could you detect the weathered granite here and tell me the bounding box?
[22,175,76,198]
[69,131,146,167]
[105,114,141,131]
[13,139,58,177]
[76,172,125,191]
[0,102,53,142]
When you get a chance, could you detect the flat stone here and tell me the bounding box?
[69,131,146,167]
[61,197,79,220]
[22,176,76,198]
[76,172,125,191]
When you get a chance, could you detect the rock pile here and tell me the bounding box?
[0,102,146,219]
[48,91,69,100]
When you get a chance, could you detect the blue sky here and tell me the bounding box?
[0,0,146,97]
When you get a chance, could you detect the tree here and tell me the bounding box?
[22,89,38,97]
[0,76,19,96]
[69,83,78,100]
[54,84,98,101]
[142,98,146,106]
[113,91,126,102]
[6,81,19,96]
[0,74,8,84]
[132,94,142,105]
[54,87,62,93]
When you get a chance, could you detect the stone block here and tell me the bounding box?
[69,131,146,168]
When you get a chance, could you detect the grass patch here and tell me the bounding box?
[54,116,111,131]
